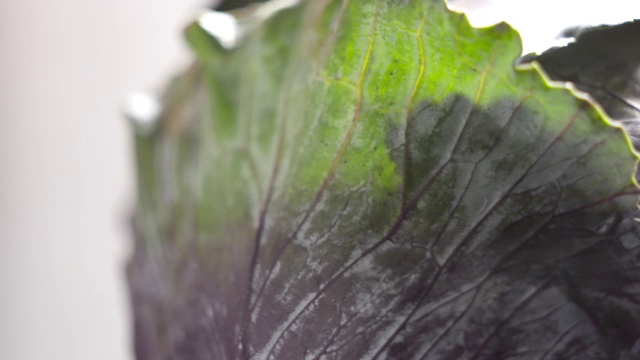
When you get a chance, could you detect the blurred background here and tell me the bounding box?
[0,1,204,359]
[0,0,637,359]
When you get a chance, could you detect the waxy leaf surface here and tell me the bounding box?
[129,1,640,359]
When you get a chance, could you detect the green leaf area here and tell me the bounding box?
[130,1,640,359]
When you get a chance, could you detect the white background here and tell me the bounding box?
[0,1,204,359]
[0,1,637,359]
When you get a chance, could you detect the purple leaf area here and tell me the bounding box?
[128,95,640,360]
[527,21,640,125]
